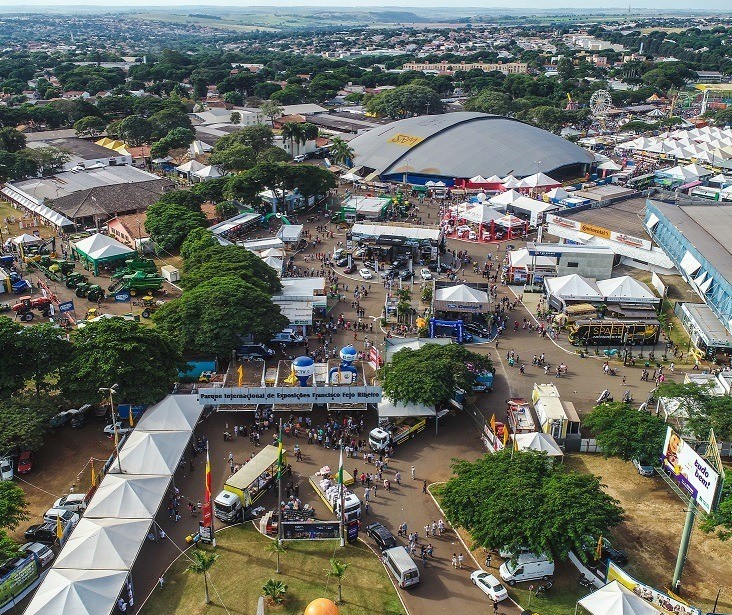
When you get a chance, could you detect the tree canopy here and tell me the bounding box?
[583,402,667,465]
[379,343,492,407]
[441,450,624,562]
[145,199,207,252]
[0,481,29,531]
[0,394,58,454]
[60,318,185,405]
[657,382,732,441]
[366,84,445,119]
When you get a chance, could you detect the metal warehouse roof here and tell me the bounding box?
[349,112,594,180]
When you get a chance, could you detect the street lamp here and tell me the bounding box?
[99,384,123,473]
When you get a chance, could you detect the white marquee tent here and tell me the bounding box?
[434,284,489,304]
[24,569,130,615]
[516,172,561,189]
[12,233,43,245]
[546,187,570,201]
[134,395,204,432]
[461,203,503,225]
[192,165,223,180]
[74,233,134,261]
[545,274,602,304]
[578,580,661,615]
[110,430,190,476]
[490,189,523,206]
[84,475,170,519]
[508,248,555,269]
[597,276,658,304]
[501,175,521,188]
[512,432,564,457]
[54,518,152,571]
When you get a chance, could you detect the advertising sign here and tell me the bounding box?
[0,555,38,612]
[547,214,652,250]
[580,222,612,239]
[115,291,131,302]
[661,427,720,513]
[281,521,340,540]
[607,562,701,615]
[58,300,74,313]
[387,134,425,148]
[199,386,382,406]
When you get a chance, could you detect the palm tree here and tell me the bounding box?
[327,558,349,604]
[302,122,319,142]
[262,578,287,605]
[267,538,287,573]
[329,137,354,167]
[281,122,306,157]
[186,549,220,604]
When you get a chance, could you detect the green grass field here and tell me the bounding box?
[140,524,404,615]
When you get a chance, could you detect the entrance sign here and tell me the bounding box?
[198,386,382,405]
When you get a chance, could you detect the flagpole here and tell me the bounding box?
[206,448,216,547]
[339,445,345,547]
[277,418,283,546]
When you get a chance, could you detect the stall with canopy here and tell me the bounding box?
[72,233,135,275]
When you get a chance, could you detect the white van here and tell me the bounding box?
[383,546,420,588]
[499,553,554,585]
[0,457,12,481]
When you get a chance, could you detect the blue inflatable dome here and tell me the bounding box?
[293,355,315,367]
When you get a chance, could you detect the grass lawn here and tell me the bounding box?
[140,524,404,615]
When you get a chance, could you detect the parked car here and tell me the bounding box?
[419,268,433,280]
[237,344,275,361]
[397,269,414,280]
[20,542,54,567]
[103,422,133,436]
[335,256,349,267]
[16,450,33,474]
[471,571,509,601]
[43,508,80,528]
[464,322,491,338]
[69,412,92,429]
[49,410,74,427]
[53,493,87,513]
[271,329,304,346]
[366,522,398,551]
[24,523,58,545]
[344,264,357,274]
[359,268,373,279]
[0,457,13,481]
[632,458,654,477]
[293,154,307,163]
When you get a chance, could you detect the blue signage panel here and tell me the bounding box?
[115,291,131,302]
[58,301,74,313]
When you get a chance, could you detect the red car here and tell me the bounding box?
[17,450,33,474]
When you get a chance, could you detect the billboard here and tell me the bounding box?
[198,386,382,406]
[607,562,701,615]
[661,427,720,513]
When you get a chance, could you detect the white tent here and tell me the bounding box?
[54,518,151,571]
[135,395,204,432]
[490,189,523,206]
[192,165,222,179]
[461,204,503,225]
[484,174,503,184]
[578,580,661,615]
[546,187,570,201]
[469,174,488,184]
[188,140,212,156]
[110,430,190,476]
[262,256,284,270]
[24,569,129,615]
[682,163,713,178]
[545,274,602,302]
[84,475,170,519]
[340,172,361,182]
[74,233,134,261]
[598,160,622,171]
[434,284,489,304]
[597,276,658,304]
[12,233,43,245]
[378,397,435,418]
[517,172,560,188]
[496,214,526,228]
[509,248,555,269]
[512,432,564,457]
[501,175,520,188]
[175,160,205,174]
[259,247,286,258]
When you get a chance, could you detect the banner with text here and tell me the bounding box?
[198,386,382,406]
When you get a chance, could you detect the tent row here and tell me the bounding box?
[545,274,659,309]
[25,395,205,615]
[617,125,732,165]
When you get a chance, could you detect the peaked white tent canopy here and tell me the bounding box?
[545,274,602,302]
[546,187,570,201]
[508,248,555,269]
[110,430,190,476]
[84,474,170,519]
[598,160,622,171]
[501,175,521,188]
[192,164,222,179]
[597,276,658,304]
[512,432,564,457]
[134,395,204,432]
[24,569,129,615]
[682,163,713,178]
[54,518,151,571]
[496,214,526,228]
[434,284,489,304]
[461,203,503,225]
[469,174,488,183]
[578,580,661,615]
[262,256,284,270]
[517,172,561,188]
[378,397,436,418]
[484,174,503,184]
[490,189,523,206]
[12,233,43,245]
[175,160,205,174]
[74,233,134,261]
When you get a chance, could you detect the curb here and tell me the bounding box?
[426,483,525,613]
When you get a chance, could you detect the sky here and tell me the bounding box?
[0,1,731,9]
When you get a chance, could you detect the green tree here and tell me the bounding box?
[215,201,238,220]
[583,402,667,465]
[328,558,349,604]
[441,450,623,562]
[149,107,194,140]
[0,530,22,561]
[150,127,195,159]
[287,164,336,201]
[0,317,28,397]
[0,127,26,152]
[115,115,154,146]
[213,125,274,156]
[366,84,444,119]
[229,111,241,124]
[281,121,306,156]
[0,394,57,454]
[267,538,286,574]
[153,276,288,356]
[209,143,257,172]
[144,201,207,252]
[657,382,732,440]
[329,136,354,167]
[700,469,732,541]
[260,100,284,127]
[0,481,29,530]
[28,147,69,175]
[464,90,511,116]
[18,324,71,394]
[379,343,493,407]
[60,318,185,405]
[156,190,205,211]
[180,228,218,264]
[190,178,229,204]
[262,578,287,605]
[73,115,107,138]
[186,549,219,605]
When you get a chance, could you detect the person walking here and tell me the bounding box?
[395,471,401,485]
[452,553,457,568]
[411,465,416,480]
[158,576,165,589]
[485,553,492,568]
[493,599,499,614]
[458,553,464,569]
[422,480,427,494]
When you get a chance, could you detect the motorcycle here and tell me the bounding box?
[579,574,594,588]
[597,389,613,404]
[622,390,633,403]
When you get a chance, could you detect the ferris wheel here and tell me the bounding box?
[590,90,612,117]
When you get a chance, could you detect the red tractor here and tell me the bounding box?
[12,296,53,322]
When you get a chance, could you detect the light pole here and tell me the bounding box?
[99,384,122,473]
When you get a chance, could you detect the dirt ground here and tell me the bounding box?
[566,454,732,613]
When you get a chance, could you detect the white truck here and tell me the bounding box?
[309,473,362,522]
[369,417,427,451]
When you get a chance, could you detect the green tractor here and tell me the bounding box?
[109,258,159,293]
[116,270,165,296]
[65,272,88,289]
[75,283,106,302]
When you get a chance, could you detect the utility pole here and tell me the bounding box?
[672,500,695,592]
[277,418,284,547]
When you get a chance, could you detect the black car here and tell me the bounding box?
[24,523,58,545]
[237,344,276,361]
[366,522,398,551]
[335,256,349,267]
[69,412,91,429]
[464,322,491,338]
[397,269,414,280]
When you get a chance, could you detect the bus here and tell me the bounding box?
[567,319,661,346]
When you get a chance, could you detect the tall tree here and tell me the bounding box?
[267,538,287,574]
[260,100,284,127]
[328,558,349,604]
[0,481,29,530]
[0,127,26,152]
[328,137,354,167]
[0,394,57,455]
[115,115,154,146]
[281,121,306,156]
[18,324,71,394]
[366,84,445,118]
[657,382,732,440]
[0,317,29,397]
[60,318,185,405]
[153,275,288,356]
[186,549,219,605]
[144,201,207,252]
[441,450,624,562]
[380,343,492,407]
[73,115,107,138]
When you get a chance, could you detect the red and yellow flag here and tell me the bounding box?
[205,449,212,504]
[490,413,497,436]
